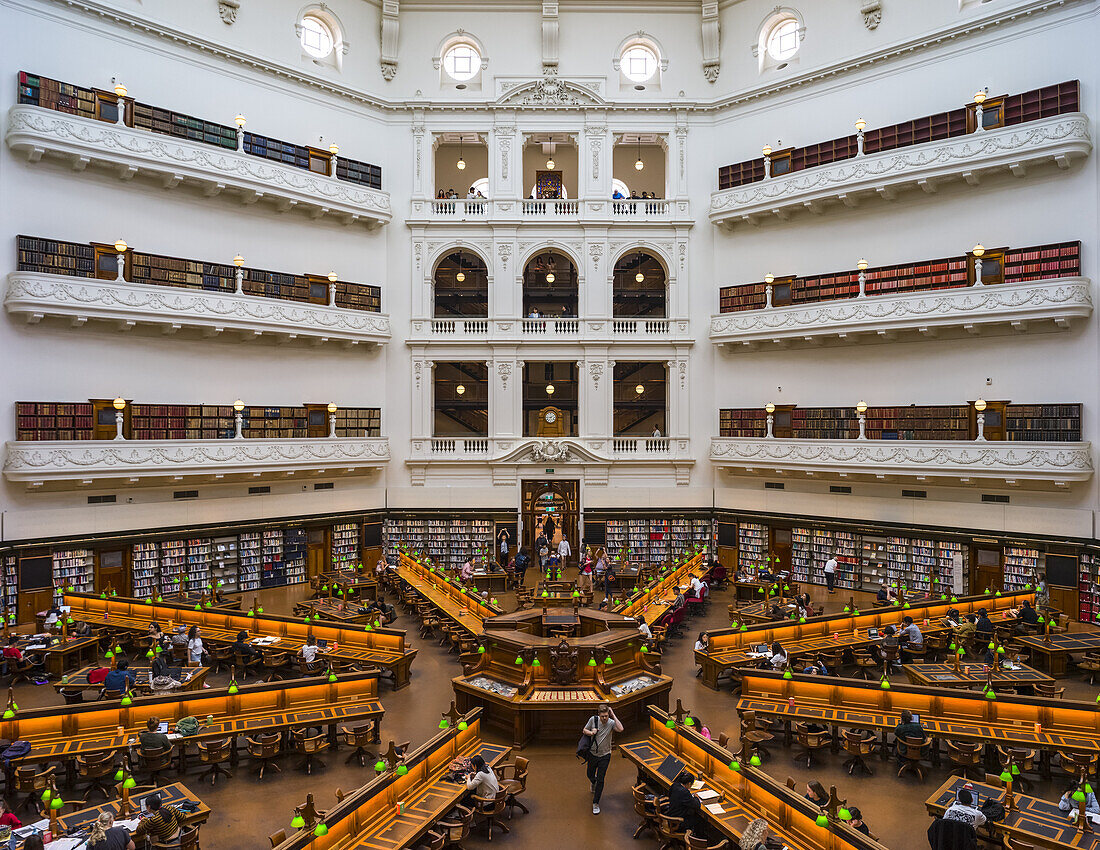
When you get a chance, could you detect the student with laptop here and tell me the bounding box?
[131,793,186,845]
[943,788,986,829]
[666,771,711,842]
[138,716,172,751]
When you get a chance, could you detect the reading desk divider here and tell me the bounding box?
[620,705,889,850]
[616,552,710,625]
[697,588,1037,689]
[63,591,418,689]
[395,553,505,629]
[273,707,510,850]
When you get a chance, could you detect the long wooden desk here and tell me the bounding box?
[273,709,510,850]
[1,672,384,776]
[64,592,417,689]
[904,662,1054,690]
[299,598,375,625]
[53,664,211,693]
[1013,629,1100,676]
[319,570,380,601]
[736,671,1100,776]
[18,634,102,677]
[16,782,210,848]
[619,706,886,850]
[393,555,503,638]
[616,552,710,627]
[162,592,242,610]
[926,776,1100,850]
[697,588,1037,690]
[734,576,801,602]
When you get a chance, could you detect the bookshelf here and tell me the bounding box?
[1079,554,1100,623]
[1004,547,1040,591]
[738,522,768,572]
[717,80,1079,190]
[132,542,159,599]
[19,72,382,189]
[238,532,261,592]
[381,517,493,571]
[53,548,94,599]
[185,539,212,593]
[260,530,285,588]
[791,528,859,589]
[859,535,963,595]
[383,518,428,559]
[719,409,766,438]
[284,529,308,585]
[335,408,383,438]
[332,522,360,568]
[2,555,17,620]
[16,402,94,441]
[719,405,980,441]
[791,408,857,440]
[211,537,239,593]
[1005,404,1082,442]
[1003,242,1080,283]
[17,235,383,314]
[159,538,187,593]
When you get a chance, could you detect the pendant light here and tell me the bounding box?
[546,272,555,283]
[457,138,466,170]
[456,384,466,395]
[634,139,644,171]
[455,254,466,283]
[634,253,644,284]
[546,383,555,395]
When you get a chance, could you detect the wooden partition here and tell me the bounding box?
[620,706,888,850]
[1,672,383,765]
[617,552,709,624]
[394,553,504,631]
[274,708,509,850]
[697,588,1036,689]
[737,670,1099,753]
[64,592,417,688]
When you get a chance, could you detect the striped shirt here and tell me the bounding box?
[133,806,184,841]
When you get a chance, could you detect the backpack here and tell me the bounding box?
[87,666,110,685]
[175,716,200,736]
[0,741,30,766]
[980,799,1006,823]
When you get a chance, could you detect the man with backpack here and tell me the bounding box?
[581,703,622,815]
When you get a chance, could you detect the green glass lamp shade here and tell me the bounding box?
[1037,615,1045,624]
[640,646,649,653]
[396,765,408,776]
[999,771,1012,783]
[194,604,201,611]
[50,797,64,810]
[1073,790,1087,803]
[740,625,748,632]
[684,717,695,727]
[749,755,761,767]
[838,808,852,821]
[41,789,51,802]
[665,719,676,729]
[997,646,1005,654]
[515,656,523,665]
[248,610,255,617]
[458,721,468,731]
[478,646,485,653]
[314,824,329,837]
[880,679,891,690]
[542,591,549,597]
[588,658,597,666]
[1011,765,1021,776]
[985,690,996,700]
[328,672,338,683]
[120,695,132,706]
[729,760,741,771]
[156,596,163,602]
[988,642,996,650]
[948,643,957,651]
[604,656,613,665]
[532,658,541,667]
[105,650,114,659]
[439,719,450,729]
[123,777,136,789]
[114,769,125,781]
[227,684,238,695]
[146,649,154,658]
[843,606,850,613]
[950,596,958,603]
[815,815,828,828]
[782,669,793,679]
[374,761,386,772]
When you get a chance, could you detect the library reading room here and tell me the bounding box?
[1,0,1099,848]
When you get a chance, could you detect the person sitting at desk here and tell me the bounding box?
[43,603,63,631]
[666,771,711,842]
[954,614,977,643]
[231,630,254,660]
[464,754,500,799]
[738,818,774,850]
[138,716,172,751]
[876,581,896,605]
[1060,779,1100,815]
[768,602,787,621]
[975,609,994,640]
[794,593,814,618]
[944,788,986,829]
[375,557,387,579]
[72,620,93,638]
[805,781,829,807]
[689,573,708,601]
[131,793,185,845]
[870,625,901,670]
[893,710,925,766]
[1015,600,1041,632]
[899,616,924,662]
[769,641,788,671]
[0,799,22,829]
[171,625,188,649]
[636,618,653,641]
[460,558,474,583]
[299,634,324,666]
[104,658,137,693]
[87,812,135,850]
[848,807,870,835]
[802,659,830,676]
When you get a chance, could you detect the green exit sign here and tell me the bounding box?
[545,468,554,474]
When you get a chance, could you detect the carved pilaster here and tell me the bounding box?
[701,1,720,82]
[380,0,400,79]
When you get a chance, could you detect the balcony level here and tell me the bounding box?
[408,197,691,226]
[710,81,1089,228]
[710,241,1090,348]
[408,316,692,346]
[712,402,1091,487]
[6,401,387,488]
[7,236,389,348]
[8,72,390,228]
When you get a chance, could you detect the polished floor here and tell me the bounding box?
[14,581,1091,849]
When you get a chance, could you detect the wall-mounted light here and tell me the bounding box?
[327,270,338,282]
[764,273,774,285]
[856,399,868,440]
[112,397,126,441]
[854,119,866,132]
[113,82,127,98]
[762,144,772,157]
[233,399,245,439]
[975,397,987,441]
[456,384,466,395]
[329,142,339,156]
[973,90,987,105]
[764,402,775,438]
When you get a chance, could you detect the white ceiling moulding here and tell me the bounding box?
[709,114,1091,227]
[4,438,391,488]
[710,438,1093,486]
[709,277,1093,348]
[28,0,1091,113]
[5,272,392,348]
[5,106,393,228]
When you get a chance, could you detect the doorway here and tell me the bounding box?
[307,529,327,578]
[770,527,792,573]
[972,546,1004,593]
[96,549,128,595]
[522,480,579,565]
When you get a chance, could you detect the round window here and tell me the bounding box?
[300,16,334,59]
[443,43,481,82]
[766,19,800,61]
[621,45,658,83]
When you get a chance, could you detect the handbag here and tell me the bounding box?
[576,716,596,760]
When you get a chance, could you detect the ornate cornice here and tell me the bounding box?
[710,116,1092,226]
[710,278,1092,346]
[5,106,392,227]
[5,272,391,346]
[710,437,1093,484]
[4,438,391,485]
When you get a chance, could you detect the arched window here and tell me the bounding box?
[296,5,347,69]
[767,18,800,61]
[613,33,668,91]
[300,15,334,59]
[443,43,481,81]
[755,8,805,73]
[433,251,489,318]
[434,32,488,91]
[522,251,578,320]
[613,251,667,318]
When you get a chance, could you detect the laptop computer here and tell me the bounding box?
[656,754,686,783]
[868,628,880,638]
[754,644,769,654]
[910,713,920,723]
[157,721,170,734]
[317,639,329,649]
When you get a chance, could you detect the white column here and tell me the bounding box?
[411,117,429,199]
[585,357,612,438]
[491,354,521,439]
[490,121,519,199]
[581,236,608,320]
[581,122,611,201]
[411,357,433,438]
[671,118,689,200]
[490,237,516,318]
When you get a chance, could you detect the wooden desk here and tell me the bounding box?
[64,592,417,689]
[619,706,886,850]
[697,589,1037,690]
[616,553,710,627]
[163,592,242,610]
[926,776,1100,850]
[2,672,384,774]
[1013,630,1100,676]
[736,598,800,624]
[53,665,211,694]
[904,662,1054,690]
[393,555,503,638]
[470,570,510,593]
[736,671,1100,773]
[319,570,380,601]
[22,635,102,677]
[18,782,210,848]
[273,710,509,850]
[299,598,375,625]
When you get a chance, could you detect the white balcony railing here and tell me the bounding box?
[5,105,392,228]
[4,437,391,487]
[709,277,1093,348]
[709,114,1092,227]
[431,199,489,219]
[709,437,1092,486]
[613,437,670,454]
[408,197,692,226]
[521,199,580,217]
[410,317,692,345]
[5,272,391,348]
[612,199,670,217]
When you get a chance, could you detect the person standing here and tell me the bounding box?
[582,703,622,815]
[557,534,572,570]
[514,546,530,587]
[535,528,549,574]
[577,552,593,596]
[823,553,838,594]
[497,527,510,567]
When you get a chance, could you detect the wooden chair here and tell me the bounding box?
[132,744,175,785]
[171,643,189,663]
[13,765,56,815]
[896,734,927,782]
[841,728,875,776]
[631,783,659,840]
[262,650,294,681]
[246,733,282,780]
[437,804,474,848]
[268,830,287,848]
[686,832,730,850]
[924,633,948,663]
[738,710,775,762]
[7,657,39,686]
[852,649,878,681]
[1057,750,1099,778]
[494,756,529,818]
[290,728,329,775]
[996,746,1038,792]
[234,650,264,681]
[1078,652,1100,685]
[340,723,376,767]
[944,740,984,781]
[1033,682,1065,699]
[100,687,123,701]
[196,737,233,785]
[793,722,831,769]
[655,807,688,850]
[154,826,199,850]
[472,788,510,841]
[75,750,118,803]
[59,686,85,705]
[209,645,234,674]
